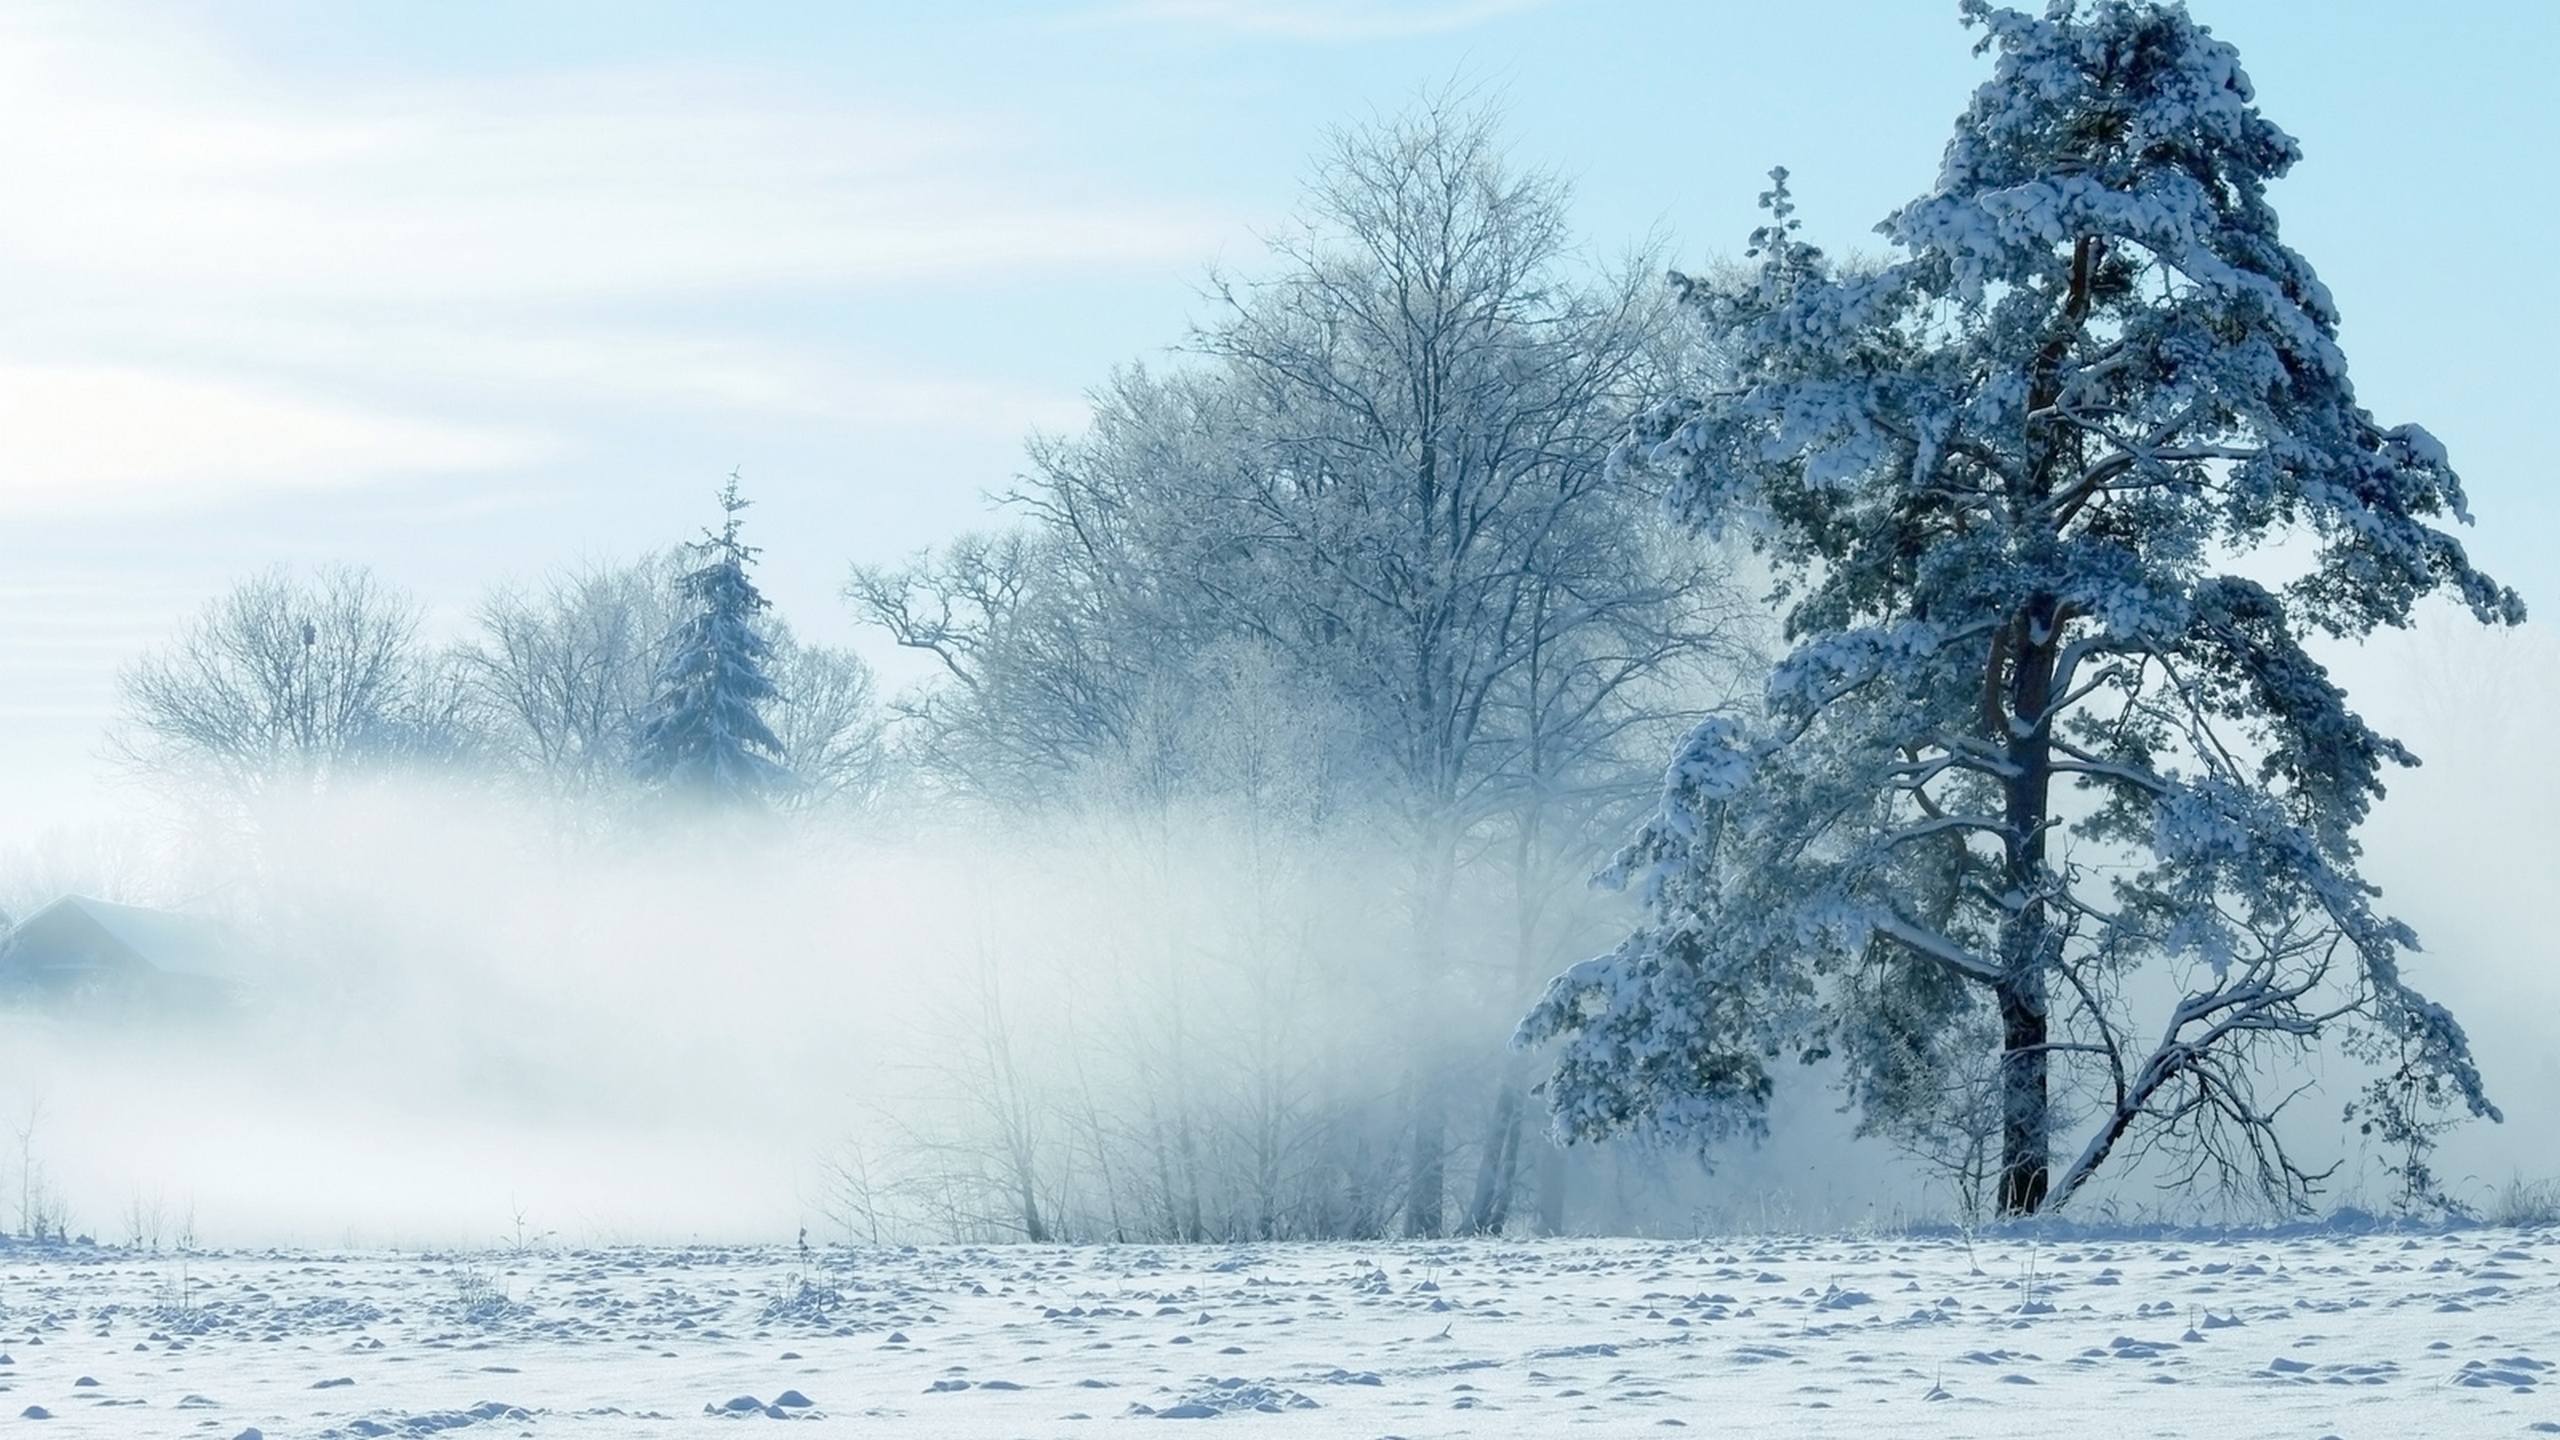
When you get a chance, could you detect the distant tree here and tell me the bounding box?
[115,565,473,799]
[0,826,163,925]
[471,550,885,819]
[634,475,790,804]
[858,99,1752,1236]
[850,530,1149,801]
[765,627,890,813]
[463,556,677,807]
[1521,0,2521,1216]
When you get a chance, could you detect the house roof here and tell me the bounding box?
[0,895,248,982]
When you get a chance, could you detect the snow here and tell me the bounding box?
[0,1228,2553,1435]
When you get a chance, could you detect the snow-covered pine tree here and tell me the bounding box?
[1519,0,2523,1217]
[634,474,791,804]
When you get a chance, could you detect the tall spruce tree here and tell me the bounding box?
[1520,0,2522,1216]
[635,474,790,804]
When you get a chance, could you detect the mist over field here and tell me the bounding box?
[1,604,2552,1252]
[0,776,1771,1250]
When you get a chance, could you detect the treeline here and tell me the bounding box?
[115,539,884,828]
[82,100,1764,1242]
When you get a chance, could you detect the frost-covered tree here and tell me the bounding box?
[634,475,790,804]
[115,565,474,800]
[1521,0,2521,1216]
[851,529,1173,801]
[764,627,891,813]
[472,551,882,820]
[465,557,678,807]
[855,101,1752,1235]
[1153,104,1750,1238]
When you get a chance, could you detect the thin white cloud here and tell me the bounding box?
[0,364,549,517]
[1077,0,1548,41]
[0,12,1226,303]
[0,6,1217,516]
[361,324,1087,432]
[13,310,1093,440]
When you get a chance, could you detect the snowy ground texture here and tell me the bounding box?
[0,1228,2555,1437]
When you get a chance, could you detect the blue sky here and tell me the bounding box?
[3,0,2556,838]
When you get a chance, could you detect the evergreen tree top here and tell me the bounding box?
[634,472,790,805]
[705,470,761,567]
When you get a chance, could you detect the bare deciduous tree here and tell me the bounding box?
[463,557,675,806]
[851,98,1754,1238]
[765,630,890,814]
[116,565,473,800]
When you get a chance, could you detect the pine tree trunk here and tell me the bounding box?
[1985,237,2102,1217]
[1994,601,2060,1216]
[1995,971,2051,1215]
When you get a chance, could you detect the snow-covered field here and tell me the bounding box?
[0,1228,2553,1437]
